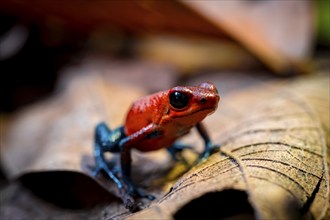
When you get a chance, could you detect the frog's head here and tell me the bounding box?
[166,82,220,124]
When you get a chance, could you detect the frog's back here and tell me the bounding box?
[124,91,167,137]
[123,82,220,152]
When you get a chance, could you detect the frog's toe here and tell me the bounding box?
[198,144,221,162]
[128,186,155,201]
[167,142,197,163]
[145,194,156,201]
[91,166,101,176]
[209,144,221,154]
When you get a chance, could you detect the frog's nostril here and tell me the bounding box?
[200,98,207,104]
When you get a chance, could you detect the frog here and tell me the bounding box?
[92,82,220,210]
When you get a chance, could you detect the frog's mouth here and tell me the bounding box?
[171,106,217,119]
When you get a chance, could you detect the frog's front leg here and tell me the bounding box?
[196,122,220,161]
[118,124,158,201]
[167,143,195,165]
[93,122,125,189]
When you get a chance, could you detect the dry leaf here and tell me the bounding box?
[0,1,313,73]
[0,1,224,37]
[1,59,179,216]
[183,0,314,73]
[0,64,147,178]
[128,73,329,219]
[1,62,328,219]
[135,35,260,74]
[1,57,179,177]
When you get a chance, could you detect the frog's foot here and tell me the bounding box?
[92,160,120,178]
[93,160,143,212]
[93,147,124,190]
[124,179,155,201]
[167,142,196,165]
[117,188,140,212]
[198,144,221,162]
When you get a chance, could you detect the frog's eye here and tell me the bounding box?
[169,91,189,109]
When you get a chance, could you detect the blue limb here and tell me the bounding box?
[167,142,194,165]
[119,136,156,201]
[93,122,125,189]
[196,122,221,161]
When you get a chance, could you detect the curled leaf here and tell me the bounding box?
[128,73,329,219]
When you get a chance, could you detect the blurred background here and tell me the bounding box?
[0,0,329,112]
[0,0,329,218]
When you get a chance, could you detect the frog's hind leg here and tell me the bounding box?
[167,142,196,165]
[93,122,125,189]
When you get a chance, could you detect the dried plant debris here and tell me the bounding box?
[128,73,329,219]
[1,70,328,219]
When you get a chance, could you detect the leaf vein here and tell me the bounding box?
[243,157,321,178]
[222,126,318,146]
[231,142,322,157]
[247,164,309,197]
[250,175,297,198]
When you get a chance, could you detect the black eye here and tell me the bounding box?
[169,91,189,109]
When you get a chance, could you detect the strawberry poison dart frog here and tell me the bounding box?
[93,82,220,205]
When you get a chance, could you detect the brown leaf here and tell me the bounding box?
[1,1,313,73]
[128,73,329,219]
[1,59,328,219]
[1,73,143,177]
[134,35,261,74]
[1,57,177,179]
[183,1,314,73]
[1,58,178,217]
[0,1,225,37]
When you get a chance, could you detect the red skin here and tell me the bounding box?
[93,81,220,207]
[124,82,220,152]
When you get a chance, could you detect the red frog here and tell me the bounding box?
[93,82,220,209]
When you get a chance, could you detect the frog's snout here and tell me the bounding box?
[198,93,220,111]
[199,82,218,94]
[198,82,220,109]
[199,94,220,108]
